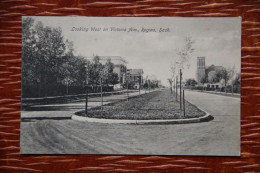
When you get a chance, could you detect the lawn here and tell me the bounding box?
[77,89,206,120]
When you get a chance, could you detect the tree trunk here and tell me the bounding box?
[139,77,141,96]
[101,79,103,110]
[127,79,129,101]
[180,69,182,110]
[66,83,69,95]
[225,80,227,93]
[175,78,178,101]
[183,90,185,117]
[85,86,88,114]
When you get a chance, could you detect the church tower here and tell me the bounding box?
[196,57,206,83]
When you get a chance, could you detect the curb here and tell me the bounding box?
[71,112,214,125]
[185,89,240,98]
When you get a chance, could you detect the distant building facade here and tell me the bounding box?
[86,56,146,90]
[90,56,127,89]
[127,69,144,89]
[99,56,127,85]
[196,57,225,88]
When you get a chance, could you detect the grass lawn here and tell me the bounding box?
[77,89,206,120]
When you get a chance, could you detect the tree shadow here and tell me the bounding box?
[21,117,71,122]
[22,105,85,111]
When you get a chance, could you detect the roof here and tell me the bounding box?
[127,69,144,75]
[85,56,128,65]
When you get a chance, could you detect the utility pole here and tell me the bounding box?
[180,69,182,110]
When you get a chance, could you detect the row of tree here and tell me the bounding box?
[22,17,118,97]
[168,36,194,98]
[185,65,241,93]
[167,36,241,94]
[200,65,240,88]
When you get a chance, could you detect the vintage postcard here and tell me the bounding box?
[21,17,241,155]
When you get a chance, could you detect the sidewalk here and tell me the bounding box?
[22,89,137,106]
[21,89,159,120]
[185,89,240,98]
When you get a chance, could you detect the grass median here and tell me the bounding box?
[77,89,206,120]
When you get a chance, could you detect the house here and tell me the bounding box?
[127,69,144,89]
[88,56,128,89]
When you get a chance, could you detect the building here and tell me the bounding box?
[196,57,225,87]
[99,56,127,85]
[127,69,144,89]
[196,57,206,83]
[206,64,225,74]
[88,56,127,89]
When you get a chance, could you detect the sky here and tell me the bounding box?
[28,17,241,86]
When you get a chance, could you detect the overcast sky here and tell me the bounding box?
[29,17,241,86]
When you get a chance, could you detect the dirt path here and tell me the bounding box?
[21,90,240,155]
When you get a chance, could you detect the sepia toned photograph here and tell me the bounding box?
[20,17,241,156]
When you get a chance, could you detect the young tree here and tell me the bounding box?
[169,60,178,94]
[232,73,241,93]
[168,78,173,93]
[136,71,143,95]
[103,59,119,86]
[227,65,237,94]
[175,36,195,69]
[88,56,103,85]
[174,37,195,108]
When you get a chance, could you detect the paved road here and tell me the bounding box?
[21,89,240,156]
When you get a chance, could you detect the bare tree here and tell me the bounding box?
[168,78,173,93]
[175,36,195,69]
[227,65,236,94]
[172,36,195,109]
[169,60,177,94]
[143,75,149,94]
